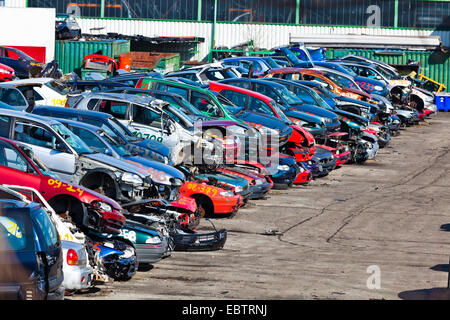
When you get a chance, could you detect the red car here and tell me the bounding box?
[179,180,242,218]
[0,137,125,235]
[0,63,15,82]
[209,81,316,164]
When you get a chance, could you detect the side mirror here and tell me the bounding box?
[54,142,67,152]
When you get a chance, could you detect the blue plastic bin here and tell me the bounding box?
[435,93,450,111]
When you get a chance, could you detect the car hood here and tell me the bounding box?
[238,111,293,133]
[283,108,323,124]
[132,139,171,159]
[197,172,248,188]
[121,155,185,185]
[288,104,338,120]
[83,153,150,179]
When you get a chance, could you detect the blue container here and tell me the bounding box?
[435,94,450,111]
[436,95,446,111]
[445,96,450,112]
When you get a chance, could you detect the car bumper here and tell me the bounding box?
[249,182,272,199]
[63,265,93,291]
[135,238,169,264]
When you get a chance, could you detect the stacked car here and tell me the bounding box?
[0,44,437,299]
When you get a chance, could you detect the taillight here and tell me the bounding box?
[67,249,79,266]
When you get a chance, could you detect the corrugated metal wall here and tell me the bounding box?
[327,48,450,92]
[76,18,450,62]
[3,0,26,7]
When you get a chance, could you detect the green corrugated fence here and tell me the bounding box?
[55,39,131,75]
[327,48,450,92]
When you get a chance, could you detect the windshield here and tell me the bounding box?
[99,131,131,157]
[45,80,70,96]
[323,71,359,90]
[263,57,281,69]
[270,100,291,121]
[108,117,136,141]
[374,65,395,79]
[214,94,242,115]
[276,86,303,105]
[281,48,301,65]
[307,88,335,110]
[51,123,93,154]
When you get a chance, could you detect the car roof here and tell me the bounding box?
[210,81,274,102]
[0,108,60,125]
[221,77,286,88]
[33,106,113,120]
[1,78,55,86]
[82,92,156,104]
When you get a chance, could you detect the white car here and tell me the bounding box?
[0,77,69,109]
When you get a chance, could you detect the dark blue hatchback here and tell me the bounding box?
[0,199,64,300]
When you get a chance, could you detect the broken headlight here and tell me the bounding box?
[92,201,113,212]
[220,191,235,197]
[120,247,135,259]
[121,172,144,186]
[145,236,162,245]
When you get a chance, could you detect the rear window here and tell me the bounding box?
[32,207,59,251]
[0,210,34,252]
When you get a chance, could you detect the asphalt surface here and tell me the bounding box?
[69,113,450,300]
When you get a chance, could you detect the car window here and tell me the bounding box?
[0,213,33,252]
[0,142,31,172]
[164,85,189,99]
[247,96,276,116]
[14,121,57,149]
[45,80,70,95]
[68,126,107,154]
[32,207,59,250]
[0,115,11,138]
[0,88,27,107]
[97,100,128,120]
[17,86,44,102]
[5,49,19,60]
[191,92,223,117]
[86,98,100,110]
[132,104,162,128]
[218,90,246,114]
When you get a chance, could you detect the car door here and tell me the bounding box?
[129,103,173,145]
[11,119,76,181]
[0,140,42,190]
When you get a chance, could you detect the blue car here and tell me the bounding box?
[31,106,172,165]
[0,196,64,300]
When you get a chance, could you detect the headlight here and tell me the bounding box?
[254,179,263,185]
[307,160,313,165]
[121,172,144,185]
[145,236,162,244]
[374,86,384,92]
[120,247,134,259]
[92,201,113,212]
[220,191,235,197]
[277,165,290,171]
[164,156,169,165]
[234,186,243,193]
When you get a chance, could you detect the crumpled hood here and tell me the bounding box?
[122,155,185,185]
[83,153,150,179]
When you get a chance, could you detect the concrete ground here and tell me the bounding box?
[69,113,450,300]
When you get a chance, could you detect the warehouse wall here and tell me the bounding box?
[0,7,55,62]
[76,18,450,62]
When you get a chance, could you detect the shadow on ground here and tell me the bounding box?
[398,288,450,300]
